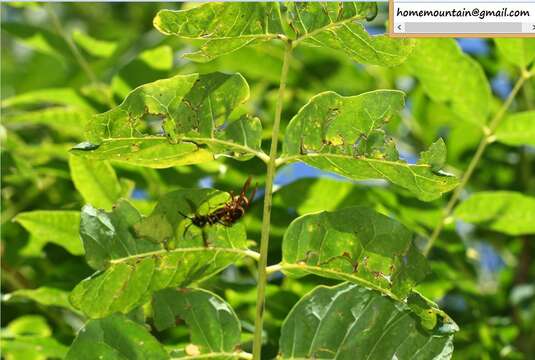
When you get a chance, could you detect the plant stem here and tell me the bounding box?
[46,5,98,84]
[252,41,292,360]
[423,73,529,256]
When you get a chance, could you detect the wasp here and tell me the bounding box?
[179,177,257,246]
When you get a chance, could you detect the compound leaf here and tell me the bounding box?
[65,314,168,360]
[152,288,244,358]
[154,3,413,66]
[279,283,456,360]
[454,191,535,235]
[281,206,429,299]
[72,73,263,168]
[282,90,458,201]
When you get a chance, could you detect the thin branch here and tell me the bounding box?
[252,40,292,360]
[423,71,531,256]
[46,4,98,84]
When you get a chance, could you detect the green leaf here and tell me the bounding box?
[3,287,75,312]
[287,2,414,67]
[1,88,94,111]
[282,90,458,201]
[79,200,161,270]
[70,192,250,318]
[72,73,263,168]
[2,22,70,61]
[494,111,535,146]
[495,39,535,69]
[65,314,168,360]
[418,138,446,172]
[69,155,123,210]
[454,191,535,235]
[152,288,243,358]
[281,206,429,299]
[72,30,117,58]
[279,283,456,360]
[14,211,83,256]
[1,315,69,360]
[406,39,491,125]
[154,3,284,63]
[112,45,174,98]
[154,3,412,66]
[2,107,92,138]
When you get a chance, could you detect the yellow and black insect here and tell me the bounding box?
[179,177,257,246]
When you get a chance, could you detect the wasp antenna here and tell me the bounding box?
[248,184,257,207]
[242,176,252,194]
[178,211,192,220]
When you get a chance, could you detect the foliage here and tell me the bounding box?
[2,2,535,360]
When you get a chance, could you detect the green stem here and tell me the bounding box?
[46,5,98,84]
[252,41,292,360]
[423,72,529,256]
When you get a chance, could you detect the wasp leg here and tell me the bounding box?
[201,228,212,247]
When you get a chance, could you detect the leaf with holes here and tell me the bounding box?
[282,90,458,201]
[279,283,457,360]
[154,2,412,67]
[71,73,263,168]
[70,191,250,319]
[281,206,429,299]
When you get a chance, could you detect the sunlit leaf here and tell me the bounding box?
[72,73,263,168]
[111,45,174,98]
[495,39,535,69]
[69,155,123,210]
[494,111,535,146]
[454,191,535,235]
[418,138,446,172]
[2,22,70,61]
[70,192,250,318]
[72,30,117,58]
[280,283,456,360]
[154,3,284,63]
[2,107,92,138]
[1,88,94,111]
[287,3,413,67]
[65,314,168,360]
[14,211,83,256]
[155,3,412,66]
[153,288,244,358]
[282,90,458,201]
[406,39,491,125]
[2,287,75,312]
[281,206,429,299]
